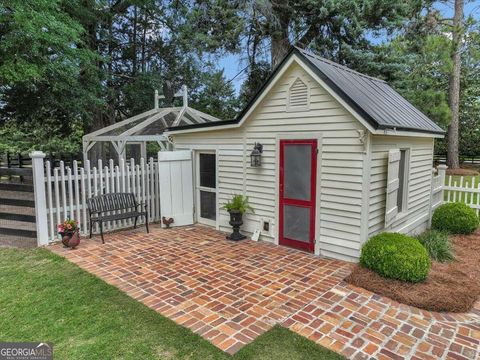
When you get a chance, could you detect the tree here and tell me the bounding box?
[230,0,426,104]
[0,0,102,153]
[241,0,424,67]
[0,0,244,154]
[190,69,240,120]
[447,0,464,169]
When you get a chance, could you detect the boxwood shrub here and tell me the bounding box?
[360,232,430,283]
[431,203,479,234]
[415,230,454,262]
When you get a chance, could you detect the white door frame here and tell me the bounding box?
[274,132,323,255]
[195,150,218,227]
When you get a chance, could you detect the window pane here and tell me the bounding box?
[283,205,310,242]
[284,144,311,201]
[200,190,216,220]
[397,150,406,212]
[200,154,216,188]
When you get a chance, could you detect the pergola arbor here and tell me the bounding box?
[82,86,221,163]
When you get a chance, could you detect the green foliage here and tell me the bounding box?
[191,69,240,120]
[0,120,82,154]
[415,230,455,262]
[432,203,479,234]
[360,233,431,283]
[222,195,254,215]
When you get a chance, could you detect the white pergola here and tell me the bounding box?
[82,85,221,162]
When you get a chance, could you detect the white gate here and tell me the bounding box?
[158,150,194,227]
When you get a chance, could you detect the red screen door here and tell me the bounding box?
[279,139,317,252]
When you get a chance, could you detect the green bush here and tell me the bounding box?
[360,233,431,283]
[415,230,455,262]
[431,203,479,234]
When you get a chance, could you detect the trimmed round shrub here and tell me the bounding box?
[360,232,431,283]
[432,203,479,234]
[415,230,454,262]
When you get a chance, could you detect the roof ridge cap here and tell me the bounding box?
[295,47,387,83]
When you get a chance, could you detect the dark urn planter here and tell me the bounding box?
[226,209,246,241]
[60,230,80,249]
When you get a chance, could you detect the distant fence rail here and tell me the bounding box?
[434,154,480,165]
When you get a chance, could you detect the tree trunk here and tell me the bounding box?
[447,0,463,169]
[270,5,290,68]
[132,5,137,76]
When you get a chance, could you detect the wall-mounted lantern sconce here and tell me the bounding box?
[250,142,263,167]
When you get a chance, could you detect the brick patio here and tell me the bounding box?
[49,225,480,359]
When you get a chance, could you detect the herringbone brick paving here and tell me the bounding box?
[49,225,480,359]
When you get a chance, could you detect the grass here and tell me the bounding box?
[415,230,455,262]
[0,248,343,360]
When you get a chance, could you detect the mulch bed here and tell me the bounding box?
[446,168,479,176]
[345,231,480,313]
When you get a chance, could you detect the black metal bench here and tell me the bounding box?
[87,193,149,243]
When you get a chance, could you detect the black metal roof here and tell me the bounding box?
[168,47,444,135]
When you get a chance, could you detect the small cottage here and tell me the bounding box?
[165,47,444,262]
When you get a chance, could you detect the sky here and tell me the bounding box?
[218,0,480,94]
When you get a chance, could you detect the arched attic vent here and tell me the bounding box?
[287,77,309,111]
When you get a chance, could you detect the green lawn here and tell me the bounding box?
[0,248,344,360]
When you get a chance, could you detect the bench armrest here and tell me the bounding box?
[135,202,148,210]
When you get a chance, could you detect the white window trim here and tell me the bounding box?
[193,148,219,229]
[286,76,310,112]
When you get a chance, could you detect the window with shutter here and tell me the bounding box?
[287,78,309,111]
[385,148,410,228]
[385,149,400,227]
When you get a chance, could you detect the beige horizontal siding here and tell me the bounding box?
[173,61,371,261]
[368,136,434,237]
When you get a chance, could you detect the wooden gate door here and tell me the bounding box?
[0,166,37,247]
[158,150,194,227]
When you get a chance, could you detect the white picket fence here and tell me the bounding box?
[444,174,480,214]
[430,165,446,213]
[43,157,161,242]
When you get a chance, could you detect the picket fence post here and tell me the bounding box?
[30,151,49,246]
[437,164,447,201]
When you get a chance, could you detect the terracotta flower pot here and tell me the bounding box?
[60,230,80,249]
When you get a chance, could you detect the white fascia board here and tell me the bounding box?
[372,129,444,138]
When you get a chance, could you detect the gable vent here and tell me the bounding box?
[288,78,309,110]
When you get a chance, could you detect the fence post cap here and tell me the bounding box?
[437,164,448,170]
[29,151,46,159]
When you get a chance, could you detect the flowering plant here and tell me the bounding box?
[57,219,79,234]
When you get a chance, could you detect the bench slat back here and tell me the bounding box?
[87,193,137,213]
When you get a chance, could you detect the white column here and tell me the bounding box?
[30,151,49,246]
[141,142,147,160]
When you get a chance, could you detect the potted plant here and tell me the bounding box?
[57,219,80,249]
[222,195,253,241]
